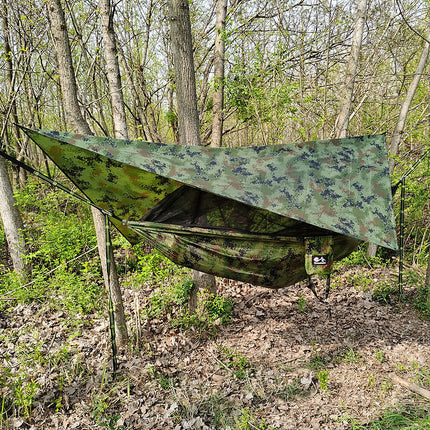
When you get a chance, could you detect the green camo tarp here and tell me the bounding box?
[23,128,398,288]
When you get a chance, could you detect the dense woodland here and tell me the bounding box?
[0,0,430,428]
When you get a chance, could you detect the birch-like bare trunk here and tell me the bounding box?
[47,0,129,347]
[0,156,29,276]
[168,0,217,310]
[334,0,367,139]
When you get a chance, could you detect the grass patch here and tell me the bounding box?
[340,405,430,429]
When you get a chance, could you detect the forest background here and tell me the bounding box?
[0,0,430,428]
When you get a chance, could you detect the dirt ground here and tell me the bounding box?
[1,266,430,429]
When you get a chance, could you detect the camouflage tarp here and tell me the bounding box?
[22,128,397,288]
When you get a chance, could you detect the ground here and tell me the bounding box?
[1,265,429,429]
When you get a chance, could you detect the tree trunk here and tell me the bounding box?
[99,0,128,140]
[211,0,228,148]
[388,36,430,174]
[334,0,367,139]
[0,0,29,277]
[0,156,30,277]
[168,0,217,309]
[2,0,26,188]
[47,0,129,347]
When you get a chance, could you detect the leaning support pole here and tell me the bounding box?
[105,214,118,379]
[398,177,405,297]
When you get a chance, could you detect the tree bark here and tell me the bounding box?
[168,0,217,308]
[0,156,30,276]
[1,0,25,188]
[334,0,367,139]
[99,0,128,140]
[211,0,228,148]
[168,0,201,148]
[47,0,128,347]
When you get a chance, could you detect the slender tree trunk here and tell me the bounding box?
[388,36,430,174]
[47,0,129,347]
[211,0,228,148]
[334,0,367,139]
[0,0,29,277]
[99,0,128,140]
[168,0,217,310]
[0,157,30,276]
[2,0,26,188]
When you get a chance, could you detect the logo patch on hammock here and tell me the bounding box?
[312,255,328,265]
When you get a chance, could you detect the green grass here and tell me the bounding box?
[345,406,430,429]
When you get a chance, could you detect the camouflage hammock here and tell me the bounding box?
[21,129,398,289]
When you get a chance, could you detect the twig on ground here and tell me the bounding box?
[390,374,430,401]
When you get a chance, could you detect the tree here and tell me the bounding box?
[0,0,30,278]
[334,0,367,139]
[99,0,128,140]
[211,0,228,148]
[168,0,217,310]
[0,157,29,276]
[46,0,129,347]
[388,35,430,174]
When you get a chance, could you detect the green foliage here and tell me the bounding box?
[336,247,387,269]
[406,270,430,318]
[392,150,430,266]
[317,370,330,391]
[165,109,178,127]
[171,291,235,334]
[217,346,252,379]
[14,181,97,269]
[225,47,298,143]
[124,246,188,287]
[144,278,194,320]
[204,294,234,324]
[235,407,278,430]
[0,180,103,315]
[372,282,397,305]
[133,251,235,333]
[376,349,385,363]
[339,348,362,364]
[297,294,309,313]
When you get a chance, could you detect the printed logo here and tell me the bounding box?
[312,255,328,265]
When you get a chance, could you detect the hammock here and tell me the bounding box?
[17,128,397,288]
